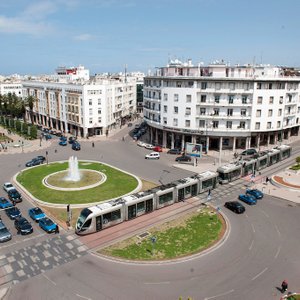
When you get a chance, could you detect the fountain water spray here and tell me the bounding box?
[65,156,81,181]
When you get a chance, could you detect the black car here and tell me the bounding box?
[224,201,245,214]
[8,189,22,203]
[26,158,42,167]
[14,217,33,235]
[5,206,22,220]
[168,148,181,155]
[68,136,77,144]
[72,141,81,151]
[35,155,46,163]
[175,155,192,162]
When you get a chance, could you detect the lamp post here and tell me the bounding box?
[21,141,24,153]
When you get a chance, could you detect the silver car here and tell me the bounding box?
[0,221,12,242]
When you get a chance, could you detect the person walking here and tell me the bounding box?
[281,280,288,293]
[55,224,59,234]
[92,142,95,148]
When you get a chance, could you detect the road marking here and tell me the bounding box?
[245,213,249,218]
[76,294,91,300]
[260,209,269,218]
[251,223,255,233]
[204,289,234,299]
[275,225,281,237]
[249,239,254,250]
[144,281,170,285]
[275,246,281,258]
[251,267,268,281]
[42,274,56,285]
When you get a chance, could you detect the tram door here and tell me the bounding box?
[145,199,153,213]
[178,188,184,201]
[96,216,102,232]
[191,184,198,196]
[128,204,137,220]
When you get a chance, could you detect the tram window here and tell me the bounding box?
[77,208,92,228]
[82,218,92,230]
[111,209,121,220]
[159,192,173,204]
[202,178,213,189]
[218,173,227,180]
[260,158,267,166]
[137,202,145,212]
[231,169,241,178]
[185,186,191,195]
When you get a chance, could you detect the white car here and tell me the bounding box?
[137,141,146,147]
[3,182,15,193]
[145,152,160,159]
[144,144,154,150]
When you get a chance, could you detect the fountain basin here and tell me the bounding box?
[43,169,106,191]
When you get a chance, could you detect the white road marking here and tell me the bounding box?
[275,246,281,258]
[245,213,249,218]
[204,289,234,299]
[76,294,92,300]
[251,267,268,281]
[249,240,254,250]
[251,223,255,233]
[260,209,269,218]
[144,281,170,285]
[42,274,56,285]
[275,225,281,237]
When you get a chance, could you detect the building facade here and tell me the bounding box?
[22,75,137,137]
[0,83,23,97]
[143,60,300,152]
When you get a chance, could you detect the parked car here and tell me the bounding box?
[3,182,15,193]
[246,189,264,199]
[25,158,42,167]
[224,201,246,214]
[5,206,22,220]
[59,140,67,146]
[7,189,22,203]
[137,141,146,147]
[35,156,46,163]
[175,155,192,162]
[0,197,13,209]
[68,136,77,144]
[14,217,33,235]
[55,131,63,137]
[60,136,67,141]
[240,148,259,159]
[44,134,52,140]
[145,152,160,159]
[144,144,155,150]
[28,207,46,222]
[127,123,132,127]
[0,221,12,242]
[72,141,81,151]
[238,194,257,205]
[167,148,181,155]
[153,146,163,152]
[39,217,57,233]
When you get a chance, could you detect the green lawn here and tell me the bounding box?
[287,295,300,300]
[100,208,223,260]
[16,161,138,204]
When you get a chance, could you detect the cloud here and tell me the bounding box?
[73,33,94,41]
[21,1,57,20]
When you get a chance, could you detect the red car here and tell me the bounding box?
[153,146,162,152]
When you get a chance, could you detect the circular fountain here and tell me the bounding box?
[43,156,106,191]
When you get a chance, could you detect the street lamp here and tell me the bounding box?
[21,141,24,153]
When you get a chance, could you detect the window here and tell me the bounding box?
[279,96,283,104]
[212,121,219,128]
[201,95,206,103]
[164,93,168,101]
[201,82,207,90]
[159,192,173,205]
[164,105,168,113]
[241,109,246,116]
[268,109,273,117]
[213,108,219,115]
[255,122,260,130]
[174,106,178,114]
[98,109,101,114]
[186,95,192,103]
[243,83,249,90]
[226,121,232,129]
[256,110,261,117]
[214,95,220,103]
[229,82,235,90]
[173,118,178,126]
[185,107,191,115]
[269,96,274,104]
[98,99,101,105]
[242,95,247,104]
[215,82,221,90]
[227,109,233,116]
[89,108,93,115]
[89,118,93,124]
[98,117,101,122]
[163,117,167,125]
[199,120,205,128]
[240,121,245,129]
[278,109,282,116]
[185,120,190,127]
[267,122,272,129]
[174,94,179,102]
[268,83,273,89]
[137,202,145,213]
[228,95,234,104]
[89,100,92,105]
[257,83,262,89]
[277,121,281,128]
[257,97,263,104]
[200,108,206,115]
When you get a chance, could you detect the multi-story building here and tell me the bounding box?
[0,82,23,97]
[22,75,137,137]
[143,60,300,152]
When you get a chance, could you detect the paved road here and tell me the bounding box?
[0,127,299,299]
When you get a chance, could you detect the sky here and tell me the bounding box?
[1,0,300,75]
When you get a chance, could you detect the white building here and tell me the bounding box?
[0,82,23,97]
[143,60,300,151]
[22,75,137,137]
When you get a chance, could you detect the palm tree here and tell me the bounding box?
[24,95,36,124]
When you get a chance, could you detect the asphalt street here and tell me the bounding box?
[0,127,299,300]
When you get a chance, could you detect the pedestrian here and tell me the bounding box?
[55,224,59,234]
[122,136,125,142]
[54,149,57,153]
[195,158,198,166]
[92,142,95,148]
[266,176,269,184]
[208,189,211,197]
[281,280,288,293]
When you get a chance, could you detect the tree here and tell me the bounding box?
[24,95,36,124]
[296,156,300,166]
[30,125,37,139]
